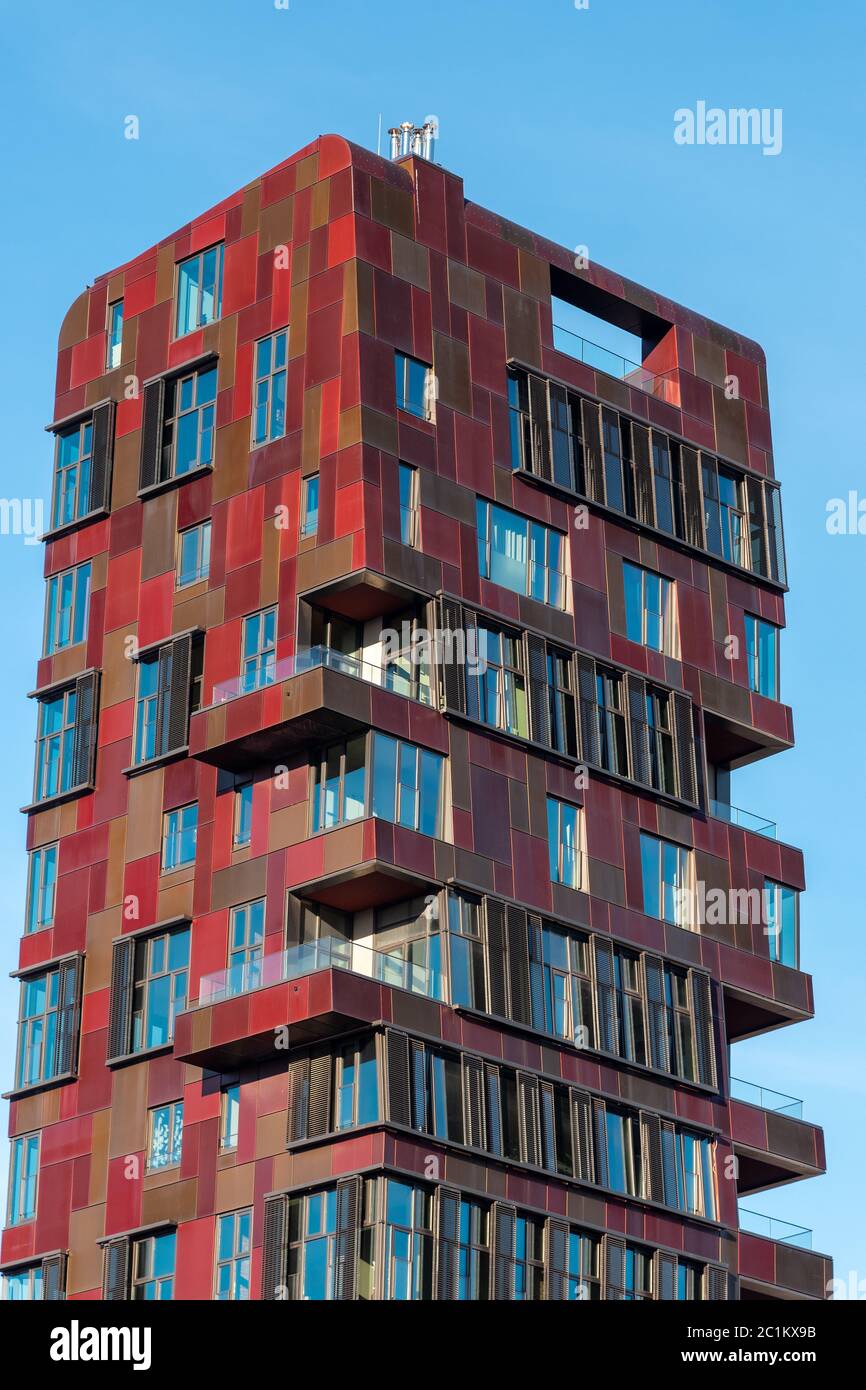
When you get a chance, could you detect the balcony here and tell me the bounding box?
[730,1081,825,1195]
[709,800,776,839]
[722,963,813,1043]
[552,323,680,405]
[738,1209,832,1301]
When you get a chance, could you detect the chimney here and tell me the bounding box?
[388,119,438,164]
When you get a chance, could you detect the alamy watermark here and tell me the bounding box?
[674,102,783,157]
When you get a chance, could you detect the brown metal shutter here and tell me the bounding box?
[630,421,655,527]
[334,1176,361,1300]
[409,1038,427,1130]
[506,904,531,1026]
[642,953,669,1072]
[539,1081,557,1172]
[571,1089,595,1183]
[765,483,787,585]
[107,936,135,1062]
[54,956,82,1077]
[435,1185,461,1300]
[386,1029,412,1127]
[592,1099,609,1188]
[42,1252,67,1301]
[138,377,165,491]
[286,1056,310,1142]
[680,445,705,548]
[491,1202,517,1300]
[436,595,467,715]
[166,633,193,753]
[704,1264,729,1300]
[689,970,717,1088]
[660,1120,678,1205]
[72,671,99,788]
[307,1052,332,1136]
[625,674,651,787]
[484,898,509,1019]
[592,937,618,1055]
[261,1193,290,1300]
[575,654,601,766]
[640,1111,665,1204]
[88,400,116,513]
[653,1250,678,1300]
[524,632,551,748]
[463,605,481,722]
[673,692,698,806]
[462,1054,486,1149]
[528,373,552,480]
[527,912,545,1029]
[517,1072,541,1166]
[580,399,605,503]
[602,1233,627,1300]
[545,1218,570,1301]
[102,1237,130,1300]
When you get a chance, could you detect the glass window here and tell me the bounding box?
[15,965,74,1089]
[311,735,367,832]
[477,500,567,609]
[447,891,486,1011]
[134,653,163,765]
[162,803,198,872]
[615,952,646,1065]
[651,433,681,537]
[594,667,628,775]
[399,463,418,545]
[25,843,57,934]
[335,1037,379,1130]
[301,475,319,538]
[131,926,190,1053]
[383,1180,433,1300]
[677,1260,703,1301]
[703,460,745,565]
[623,561,677,655]
[287,1188,338,1300]
[34,687,77,801]
[133,1231,176,1301]
[646,688,677,796]
[513,1215,545,1300]
[177,520,211,588]
[228,899,265,995]
[252,330,288,445]
[176,245,224,337]
[107,300,124,370]
[215,1209,252,1300]
[745,614,780,699]
[234,780,253,848]
[546,648,577,756]
[623,1246,653,1301]
[160,366,218,482]
[147,1101,183,1171]
[44,561,91,655]
[546,797,583,890]
[507,367,531,472]
[602,409,625,511]
[675,1132,716,1219]
[456,1198,489,1301]
[371,733,444,837]
[764,880,799,968]
[566,1231,601,1301]
[665,967,696,1081]
[640,832,692,928]
[221,1085,240,1151]
[242,607,277,693]
[606,1110,639,1196]
[7,1133,39,1225]
[52,419,93,529]
[395,353,432,421]
[2,1266,43,1300]
[534,921,594,1047]
[471,626,528,739]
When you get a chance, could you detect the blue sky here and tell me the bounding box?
[0,0,863,1291]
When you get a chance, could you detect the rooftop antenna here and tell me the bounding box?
[376,113,382,157]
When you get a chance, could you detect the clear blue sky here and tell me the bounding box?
[1,0,863,1292]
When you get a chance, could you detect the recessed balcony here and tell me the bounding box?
[730,1080,826,1195]
[552,322,680,405]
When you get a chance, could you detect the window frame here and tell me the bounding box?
[7,1132,39,1226]
[160,364,218,483]
[395,352,433,422]
[175,243,224,339]
[546,796,585,891]
[176,520,211,589]
[251,329,288,447]
[106,299,124,370]
[51,418,93,531]
[398,462,419,546]
[146,1100,184,1173]
[44,560,92,656]
[214,1208,252,1301]
[241,607,277,692]
[161,803,198,873]
[744,613,780,700]
[25,842,58,934]
[300,475,320,538]
[130,925,190,1054]
[34,686,77,802]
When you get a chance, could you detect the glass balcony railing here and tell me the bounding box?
[709,800,777,838]
[730,1077,804,1119]
[186,936,443,1010]
[209,645,434,709]
[552,324,680,404]
[738,1208,812,1249]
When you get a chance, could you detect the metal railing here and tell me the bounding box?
[710,799,777,838]
[552,323,680,404]
[738,1208,812,1249]
[210,645,434,709]
[730,1078,803,1119]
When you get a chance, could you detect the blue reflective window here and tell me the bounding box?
[176,246,224,337]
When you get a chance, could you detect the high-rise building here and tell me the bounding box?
[1,131,829,1302]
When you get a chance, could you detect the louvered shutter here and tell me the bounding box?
[484,898,509,1019]
[539,1082,557,1172]
[765,483,787,585]
[630,421,655,527]
[660,1120,678,1206]
[690,970,717,1088]
[592,937,618,1055]
[166,634,192,753]
[334,1176,361,1301]
[575,654,601,766]
[307,1052,332,1136]
[491,1202,517,1300]
[139,378,165,491]
[42,1253,67,1301]
[704,1264,729,1300]
[261,1194,290,1300]
[462,1054,486,1149]
[527,912,545,1029]
[286,1056,310,1142]
[436,596,467,715]
[625,674,651,787]
[463,606,480,722]
[545,1218,570,1301]
[603,1234,627,1300]
[680,445,705,548]
[72,671,99,788]
[386,1029,412,1127]
[524,632,551,748]
[409,1038,427,1130]
[640,1111,665,1203]
[107,936,135,1062]
[642,954,669,1072]
[580,399,605,502]
[506,904,531,1026]
[673,692,698,806]
[54,956,82,1077]
[102,1237,130,1300]
[571,1089,594,1183]
[88,401,116,513]
[517,1072,541,1166]
[153,644,173,758]
[592,1099,609,1188]
[745,475,768,577]
[485,1065,504,1156]
[528,373,552,480]
[435,1186,461,1300]
[654,1250,678,1301]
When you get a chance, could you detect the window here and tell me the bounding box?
[623,561,678,655]
[640,833,692,928]
[456,1199,489,1301]
[615,952,646,1065]
[133,1232,176,1300]
[395,352,433,421]
[221,1086,240,1151]
[374,898,443,999]
[7,1134,39,1225]
[651,433,682,536]
[447,891,486,1011]
[147,1101,183,1171]
[34,687,76,800]
[546,648,578,755]
[546,797,584,890]
[513,1216,545,1300]
[44,561,91,654]
[215,1210,252,1300]
[52,420,92,529]
[703,460,745,565]
[177,520,211,588]
[594,666,629,775]
[2,1266,43,1300]
[252,330,288,445]
[131,926,190,1053]
[133,655,162,764]
[15,960,79,1089]
[176,244,224,337]
[665,967,697,1081]
[411,1047,464,1143]
[162,803,198,871]
[160,365,217,481]
[301,475,319,538]
[399,463,418,545]
[107,300,123,370]
[677,1260,703,1301]
[476,500,567,609]
[133,636,201,765]
[605,1110,640,1196]
[745,614,780,699]
[675,1133,716,1219]
[311,735,367,832]
[383,1180,433,1300]
[25,843,57,934]
[567,1231,601,1301]
[602,408,625,512]
[335,1038,379,1130]
[472,625,528,738]
[764,880,799,968]
[533,921,594,1046]
[623,1246,653,1301]
[371,733,444,837]
[228,899,265,994]
[242,607,277,692]
[645,687,677,796]
[234,780,253,848]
